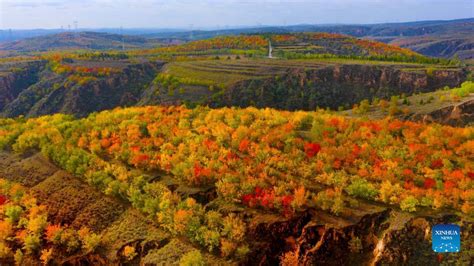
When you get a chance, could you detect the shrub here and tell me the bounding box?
[23,234,41,254]
[402,98,410,105]
[379,99,389,111]
[27,215,47,235]
[200,228,220,252]
[388,105,400,116]
[60,229,81,253]
[420,196,434,207]
[222,214,246,242]
[379,181,402,204]
[331,194,344,215]
[352,104,359,114]
[0,242,12,259]
[345,179,378,200]
[14,250,23,265]
[179,250,205,266]
[390,95,399,104]
[235,245,250,260]
[314,190,332,211]
[314,189,344,215]
[292,187,307,210]
[297,115,313,130]
[5,205,23,224]
[400,196,418,212]
[220,239,237,257]
[123,245,137,261]
[357,99,370,114]
[78,227,101,253]
[0,221,13,240]
[371,97,380,106]
[454,81,474,97]
[40,248,53,265]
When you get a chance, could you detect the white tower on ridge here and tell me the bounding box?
[268,40,273,59]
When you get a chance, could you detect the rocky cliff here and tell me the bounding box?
[411,99,474,127]
[221,65,467,110]
[0,61,164,118]
[0,61,468,118]
[0,61,46,110]
[246,206,471,266]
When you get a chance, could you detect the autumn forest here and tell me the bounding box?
[0,9,473,266]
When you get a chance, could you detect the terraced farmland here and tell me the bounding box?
[163,59,335,86]
[163,58,459,88]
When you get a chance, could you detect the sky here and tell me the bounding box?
[0,0,473,30]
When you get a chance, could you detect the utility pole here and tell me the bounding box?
[74,21,78,38]
[120,26,125,51]
[189,24,194,40]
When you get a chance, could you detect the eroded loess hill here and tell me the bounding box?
[0,60,45,110]
[220,62,466,110]
[0,33,470,119]
[0,58,164,118]
[140,59,467,111]
[0,106,472,265]
[346,81,474,127]
[1,57,466,119]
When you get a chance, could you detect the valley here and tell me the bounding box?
[0,28,472,265]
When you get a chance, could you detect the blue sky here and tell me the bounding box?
[1,0,473,29]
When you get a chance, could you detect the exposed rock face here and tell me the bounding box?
[222,65,467,110]
[247,207,471,266]
[0,61,164,118]
[29,62,164,117]
[0,61,467,117]
[413,99,474,127]
[0,61,46,110]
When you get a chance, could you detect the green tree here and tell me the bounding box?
[179,250,205,266]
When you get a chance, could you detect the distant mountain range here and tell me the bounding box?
[144,18,474,59]
[0,18,472,58]
[0,32,169,52]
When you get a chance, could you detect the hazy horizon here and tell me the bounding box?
[1,0,473,30]
[1,17,474,32]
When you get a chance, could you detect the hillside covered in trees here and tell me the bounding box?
[0,104,472,265]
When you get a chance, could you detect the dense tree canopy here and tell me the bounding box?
[0,105,472,258]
